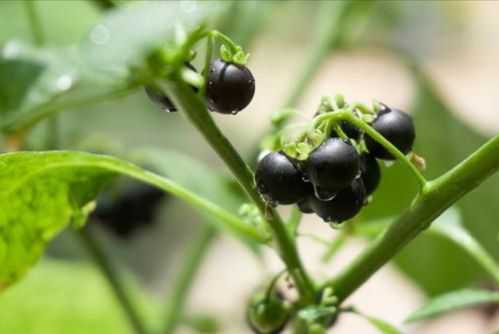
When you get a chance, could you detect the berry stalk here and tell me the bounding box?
[325,134,499,302]
[162,81,316,303]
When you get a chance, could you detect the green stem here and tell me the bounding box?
[313,110,427,188]
[326,134,499,302]
[287,206,303,239]
[23,0,44,46]
[78,227,149,334]
[162,81,316,303]
[200,34,213,97]
[163,224,217,334]
[321,229,349,263]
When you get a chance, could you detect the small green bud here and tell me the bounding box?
[247,292,289,334]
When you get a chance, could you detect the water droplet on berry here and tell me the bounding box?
[257,150,271,162]
[231,110,239,115]
[313,184,336,201]
[301,175,309,182]
[384,160,395,167]
[328,221,342,229]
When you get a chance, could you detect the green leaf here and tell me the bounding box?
[0,259,156,334]
[81,1,228,71]
[363,315,403,334]
[0,41,134,134]
[0,151,267,291]
[406,289,499,323]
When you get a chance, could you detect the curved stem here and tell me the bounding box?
[162,224,217,334]
[325,134,499,302]
[78,227,149,334]
[313,110,427,189]
[209,30,240,54]
[162,81,316,303]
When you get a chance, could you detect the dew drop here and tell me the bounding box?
[301,175,309,182]
[55,74,74,92]
[90,24,110,46]
[328,221,342,229]
[313,184,336,201]
[384,160,395,167]
[231,110,239,115]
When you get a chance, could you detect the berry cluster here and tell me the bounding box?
[255,102,415,225]
[92,180,166,238]
[145,58,255,115]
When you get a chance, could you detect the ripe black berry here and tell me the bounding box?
[365,107,415,160]
[145,63,197,112]
[360,153,381,196]
[206,58,255,114]
[247,292,289,334]
[297,198,314,214]
[255,151,308,205]
[306,138,361,194]
[309,178,366,223]
[92,181,166,238]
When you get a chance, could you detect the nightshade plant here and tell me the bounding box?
[1,1,499,334]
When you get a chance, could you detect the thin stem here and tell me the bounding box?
[77,227,149,334]
[321,229,349,263]
[163,224,217,334]
[326,134,499,302]
[23,0,44,46]
[209,30,240,54]
[162,81,316,303]
[200,34,213,97]
[287,206,303,239]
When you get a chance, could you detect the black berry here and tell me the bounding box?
[92,181,166,238]
[306,138,361,193]
[297,198,314,214]
[360,153,381,196]
[144,63,197,112]
[206,58,255,114]
[365,107,415,160]
[255,151,308,205]
[309,178,366,223]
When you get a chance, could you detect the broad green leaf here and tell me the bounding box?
[406,289,499,323]
[81,1,228,72]
[0,259,156,334]
[0,151,267,291]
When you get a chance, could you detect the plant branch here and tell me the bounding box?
[326,134,499,302]
[162,81,316,303]
[162,224,217,334]
[78,227,149,334]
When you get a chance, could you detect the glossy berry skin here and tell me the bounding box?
[331,121,361,141]
[256,152,308,205]
[309,178,366,223]
[306,138,361,193]
[297,198,314,214]
[144,63,197,112]
[365,108,415,160]
[206,58,255,114]
[360,153,381,196]
[247,292,289,334]
[92,182,165,238]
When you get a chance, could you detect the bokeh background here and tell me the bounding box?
[0,0,498,333]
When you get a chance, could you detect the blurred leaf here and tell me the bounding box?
[406,289,499,323]
[181,313,221,333]
[356,209,497,294]
[0,259,155,334]
[362,315,403,334]
[218,0,275,48]
[361,62,499,295]
[0,41,134,134]
[81,1,228,72]
[0,151,267,292]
